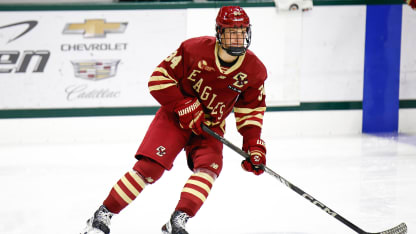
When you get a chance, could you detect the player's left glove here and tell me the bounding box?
[241,138,266,175]
[406,0,416,9]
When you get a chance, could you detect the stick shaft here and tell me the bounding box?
[201,125,406,234]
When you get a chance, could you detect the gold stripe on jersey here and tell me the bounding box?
[234,106,265,130]
[154,67,176,82]
[214,42,246,75]
[149,83,177,92]
[114,183,133,204]
[219,120,226,134]
[204,119,226,134]
[149,75,174,83]
[237,120,263,130]
[235,113,264,123]
[234,106,267,114]
[149,67,178,92]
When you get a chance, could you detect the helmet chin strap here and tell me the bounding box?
[217,45,241,63]
[224,46,246,56]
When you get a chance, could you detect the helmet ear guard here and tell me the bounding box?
[215,6,252,56]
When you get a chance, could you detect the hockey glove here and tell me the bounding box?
[407,0,416,9]
[241,138,266,175]
[174,97,205,135]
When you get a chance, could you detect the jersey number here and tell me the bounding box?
[165,50,182,69]
[258,85,265,101]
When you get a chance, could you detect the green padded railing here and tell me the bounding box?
[0,0,405,11]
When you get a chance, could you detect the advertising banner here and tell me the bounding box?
[0,8,301,109]
[0,9,187,109]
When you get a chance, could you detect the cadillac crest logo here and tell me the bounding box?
[71,60,120,80]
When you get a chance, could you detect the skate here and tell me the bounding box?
[161,210,190,234]
[81,205,114,234]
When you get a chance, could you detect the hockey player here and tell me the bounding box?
[406,0,416,9]
[82,5,267,234]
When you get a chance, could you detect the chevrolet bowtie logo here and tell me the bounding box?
[63,19,127,38]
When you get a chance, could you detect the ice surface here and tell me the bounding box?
[0,114,415,234]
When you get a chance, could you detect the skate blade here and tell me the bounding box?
[81,218,106,234]
[161,223,171,234]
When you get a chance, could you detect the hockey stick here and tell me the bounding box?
[201,125,407,234]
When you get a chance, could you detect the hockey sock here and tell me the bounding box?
[175,171,215,217]
[103,171,146,214]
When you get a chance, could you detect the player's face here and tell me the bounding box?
[221,27,247,49]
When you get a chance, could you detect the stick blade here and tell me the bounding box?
[369,223,407,234]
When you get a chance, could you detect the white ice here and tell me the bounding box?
[0,113,415,234]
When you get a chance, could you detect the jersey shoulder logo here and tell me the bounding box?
[197,60,215,72]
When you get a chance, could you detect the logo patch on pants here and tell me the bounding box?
[210,163,219,170]
[156,146,166,157]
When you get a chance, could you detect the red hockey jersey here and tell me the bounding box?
[148,36,267,141]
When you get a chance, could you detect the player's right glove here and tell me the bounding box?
[174,97,205,135]
[406,0,416,9]
[241,138,266,175]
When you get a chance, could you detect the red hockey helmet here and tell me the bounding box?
[215,6,252,56]
[216,5,250,28]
